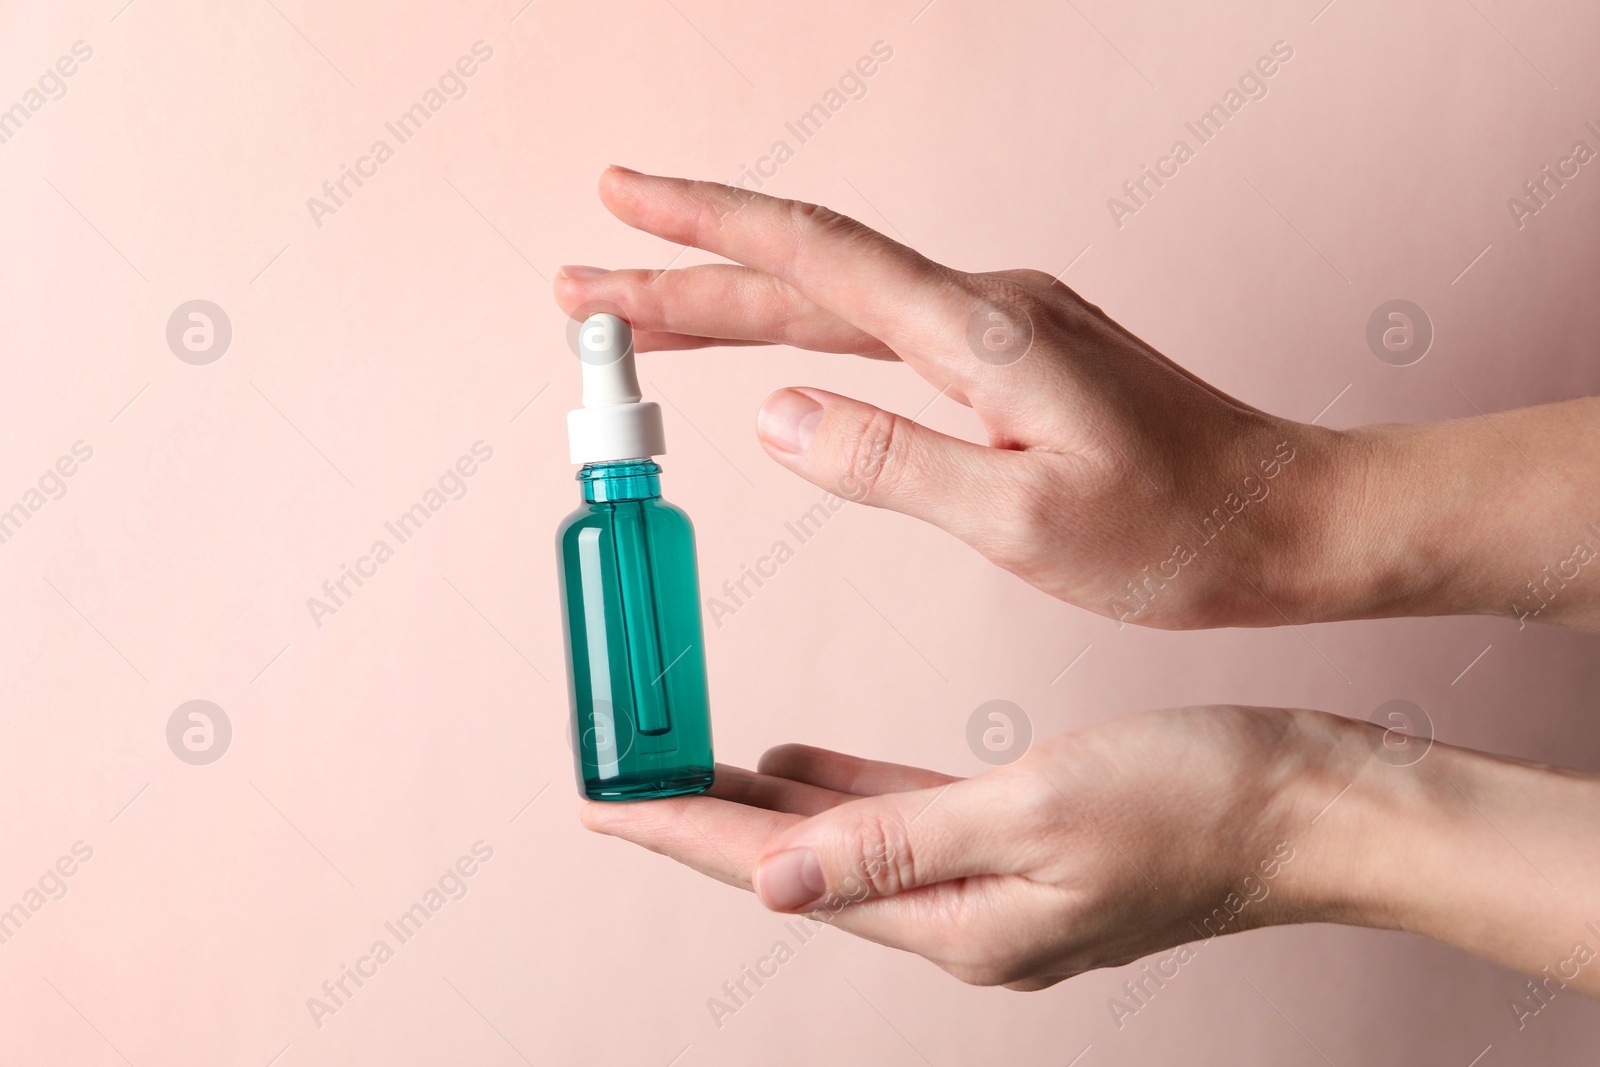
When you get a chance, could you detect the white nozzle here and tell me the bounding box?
[578,314,642,405]
[567,314,667,465]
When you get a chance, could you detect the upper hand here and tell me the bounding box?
[554,167,1354,629]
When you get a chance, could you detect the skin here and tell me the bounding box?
[556,167,1600,997]
[582,710,1600,997]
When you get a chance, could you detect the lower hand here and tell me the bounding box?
[583,705,1360,989]
[583,704,1600,995]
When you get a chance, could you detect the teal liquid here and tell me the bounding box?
[556,460,714,800]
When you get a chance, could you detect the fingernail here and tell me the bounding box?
[607,164,641,175]
[758,390,823,455]
[756,849,826,911]
[557,264,608,281]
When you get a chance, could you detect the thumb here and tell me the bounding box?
[751,778,1012,913]
[756,387,1016,542]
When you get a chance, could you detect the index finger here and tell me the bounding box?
[581,783,1018,963]
[757,744,962,796]
[582,791,801,892]
[597,167,972,379]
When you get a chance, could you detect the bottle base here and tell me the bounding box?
[583,768,715,802]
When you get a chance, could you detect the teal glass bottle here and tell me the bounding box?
[557,459,714,800]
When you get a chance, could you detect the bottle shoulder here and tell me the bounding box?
[650,496,693,526]
[556,496,695,539]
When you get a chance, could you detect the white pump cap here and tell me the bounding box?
[566,313,667,465]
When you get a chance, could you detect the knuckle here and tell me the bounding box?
[838,408,902,503]
[965,273,1047,318]
[974,268,1101,337]
[1002,761,1064,833]
[958,274,1052,369]
[755,272,803,343]
[1027,271,1104,323]
[992,267,1060,292]
[786,197,862,239]
[1016,267,1059,289]
[784,199,878,276]
[1050,281,1106,330]
[836,809,914,901]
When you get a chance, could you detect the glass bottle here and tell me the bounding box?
[557,315,714,800]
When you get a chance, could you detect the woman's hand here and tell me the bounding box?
[555,169,1347,629]
[586,705,1337,989]
[556,168,1600,632]
[582,706,1600,995]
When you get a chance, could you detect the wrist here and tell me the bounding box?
[1249,708,1389,928]
[1263,420,1490,623]
[1271,711,1600,992]
[1235,419,1394,625]
[1282,403,1600,627]
[1174,413,1357,628]
[1387,746,1600,993]
[1147,413,1471,629]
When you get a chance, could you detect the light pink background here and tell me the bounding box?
[2,0,1598,1063]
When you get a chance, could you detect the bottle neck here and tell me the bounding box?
[579,459,662,502]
